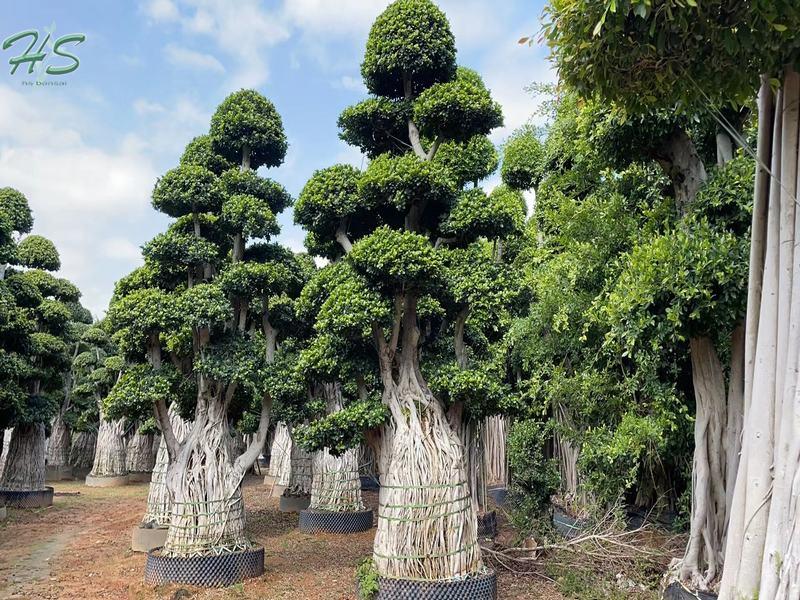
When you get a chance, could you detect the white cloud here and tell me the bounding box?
[335,75,367,94]
[0,85,160,318]
[165,43,225,73]
[133,98,166,116]
[101,238,144,262]
[140,0,290,89]
[141,0,179,22]
[281,0,390,36]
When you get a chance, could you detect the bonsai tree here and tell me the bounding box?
[293,0,515,582]
[0,188,84,497]
[107,89,303,560]
[542,2,800,596]
[77,326,128,482]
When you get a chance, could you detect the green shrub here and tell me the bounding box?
[356,557,379,600]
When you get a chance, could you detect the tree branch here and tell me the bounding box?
[335,221,353,254]
[235,393,272,475]
[427,135,443,160]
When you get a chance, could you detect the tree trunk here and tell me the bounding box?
[719,69,800,600]
[162,391,252,557]
[69,430,96,470]
[310,383,364,511]
[269,422,292,484]
[679,336,729,588]
[0,428,12,474]
[286,427,313,496]
[0,423,47,491]
[553,402,580,499]
[143,404,190,527]
[459,419,487,517]
[47,413,71,469]
[126,425,155,474]
[90,417,127,477]
[482,415,508,488]
[373,366,481,580]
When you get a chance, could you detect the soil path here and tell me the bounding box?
[0,477,561,599]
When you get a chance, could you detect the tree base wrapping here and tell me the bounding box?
[69,430,96,474]
[46,415,71,473]
[45,465,74,481]
[0,423,47,492]
[310,447,365,512]
[366,570,497,600]
[88,417,127,479]
[0,486,54,508]
[131,524,168,552]
[85,474,129,487]
[280,493,311,512]
[299,508,374,534]
[143,545,264,587]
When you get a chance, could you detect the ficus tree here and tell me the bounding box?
[107,89,305,559]
[0,187,87,495]
[291,0,524,581]
[542,1,800,596]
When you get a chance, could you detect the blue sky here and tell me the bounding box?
[1,0,553,316]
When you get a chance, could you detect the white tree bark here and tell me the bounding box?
[126,425,155,474]
[310,384,364,511]
[286,427,313,496]
[269,422,292,484]
[0,423,47,491]
[47,413,71,469]
[143,404,190,527]
[720,69,800,600]
[69,430,96,470]
[89,416,127,477]
[482,415,508,488]
[0,428,12,474]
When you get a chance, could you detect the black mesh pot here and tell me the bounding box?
[663,582,717,600]
[486,486,507,506]
[374,570,497,600]
[0,486,54,508]
[477,510,497,537]
[299,508,374,534]
[144,546,264,587]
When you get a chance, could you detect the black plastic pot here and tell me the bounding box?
[144,546,264,587]
[299,508,374,534]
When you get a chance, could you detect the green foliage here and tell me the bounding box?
[338,99,411,158]
[359,153,455,213]
[295,164,362,238]
[210,89,287,169]
[222,194,279,240]
[295,398,389,455]
[356,557,380,600]
[0,187,33,234]
[349,226,442,292]
[542,0,800,112]
[152,164,222,218]
[434,135,498,188]
[361,0,456,98]
[218,168,292,215]
[501,125,544,190]
[180,134,235,175]
[508,419,561,511]
[15,235,60,271]
[441,186,524,241]
[180,283,231,329]
[413,67,503,141]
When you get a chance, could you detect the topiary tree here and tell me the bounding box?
[542,2,800,596]
[107,89,304,562]
[293,0,519,583]
[0,188,85,497]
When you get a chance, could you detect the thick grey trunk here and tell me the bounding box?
[658,128,708,215]
[286,427,313,495]
[720,69,800,600]
[162,391,254,557]
[482,415,508,488]
[0,423,47,491]
[90,417,127,477]
[269,422,292,484]
[143,405,190,527]
[69,430,97,470]
[126,426,155,474]
[47,413,71,468]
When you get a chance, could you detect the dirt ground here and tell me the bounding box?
[0,476,653,599]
